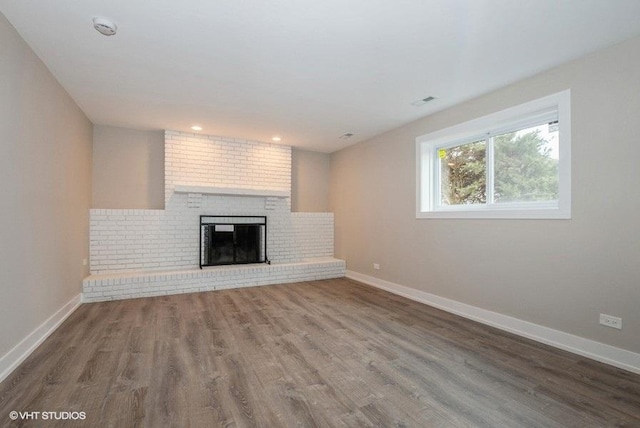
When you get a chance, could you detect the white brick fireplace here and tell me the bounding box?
[83,131,345,302]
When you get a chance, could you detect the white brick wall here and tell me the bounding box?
[89,131,336,275]
[291,212,335,260]
[164,130,291,208]
[83,258,346,302]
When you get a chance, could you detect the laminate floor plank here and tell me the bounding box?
[1,278,640,427]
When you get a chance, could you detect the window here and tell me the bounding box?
[416,90,571,219]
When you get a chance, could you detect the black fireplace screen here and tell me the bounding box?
[200,216,267,268]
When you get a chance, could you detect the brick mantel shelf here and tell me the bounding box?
[174,185,289,198]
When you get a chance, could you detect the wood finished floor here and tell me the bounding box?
[1,278,639,427]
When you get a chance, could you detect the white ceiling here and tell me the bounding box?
[2,1,640,152]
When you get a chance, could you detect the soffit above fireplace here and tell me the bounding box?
[174,185,289,198]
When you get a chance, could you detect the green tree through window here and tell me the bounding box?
[440,140,486,205]
[439,125,558,205]
[494,129,558,203]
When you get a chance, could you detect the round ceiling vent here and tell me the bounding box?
[93,17,117,36]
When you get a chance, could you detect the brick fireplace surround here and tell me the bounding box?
[83,131,345,302]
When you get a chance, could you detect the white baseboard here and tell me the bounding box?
[346,270,640,375]
[0,294,82,383]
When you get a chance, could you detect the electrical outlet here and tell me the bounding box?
[82,258,88,266]
[373,263,380,270]
[599,314,622,330]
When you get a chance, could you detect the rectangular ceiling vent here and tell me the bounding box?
[411,96,436,106]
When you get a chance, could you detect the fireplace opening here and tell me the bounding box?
[200,216,267,268]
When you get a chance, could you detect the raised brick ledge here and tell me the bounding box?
[82,257,346,303]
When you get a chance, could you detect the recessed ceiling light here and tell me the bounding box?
[411,96,436,107]
[272,136,281,142]
[191,125,203,131]
[93,17,117,36]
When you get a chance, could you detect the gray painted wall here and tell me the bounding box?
[330,36,640,354]
[0,14,93,358]
[92,125,165,209]
[292,148,330,212]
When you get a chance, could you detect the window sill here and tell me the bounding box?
[416,207,570,220]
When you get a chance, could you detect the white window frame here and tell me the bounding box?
[416,90,571,219]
